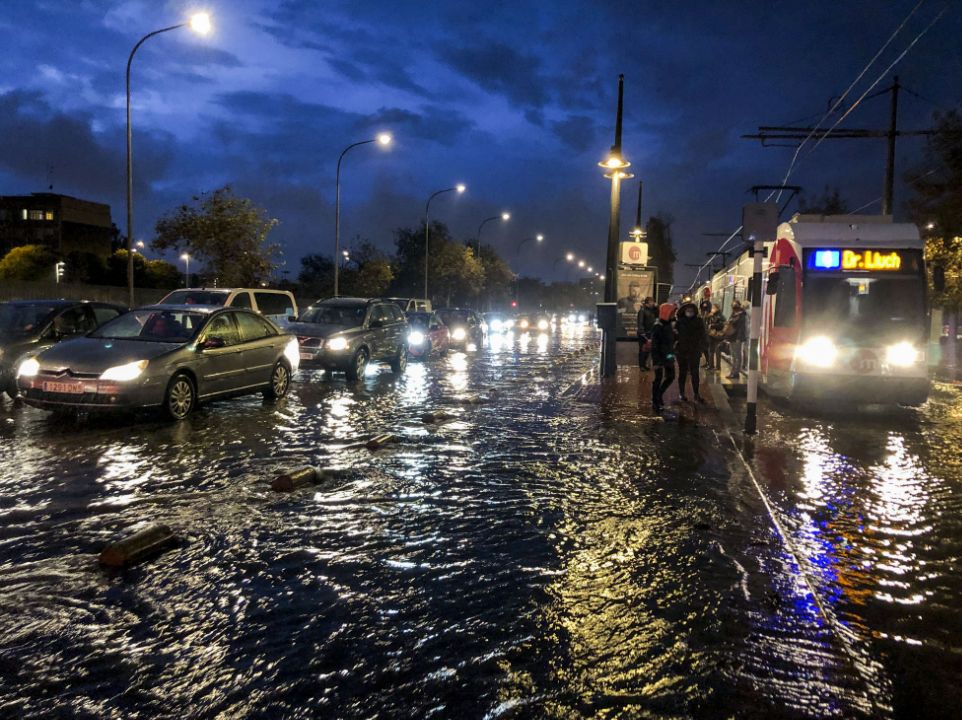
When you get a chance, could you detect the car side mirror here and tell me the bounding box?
[200,336,226,350]
[766,271,780,295]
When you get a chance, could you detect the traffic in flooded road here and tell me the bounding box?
[1,323,961,719]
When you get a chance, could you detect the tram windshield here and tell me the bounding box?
[803,275,925,343]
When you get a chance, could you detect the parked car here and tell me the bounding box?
[17,306,298,420]
[405,311,450,359]
[0,300,126,399]
[158,288,298,328]
[290,298,408,381]
[437,308,486,349]
[387,297,432,312]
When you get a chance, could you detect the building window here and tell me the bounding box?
[28,210,45,220]
[21,209,28,220]
[44,211,54,221]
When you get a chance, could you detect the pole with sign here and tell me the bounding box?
[742,203,777,435]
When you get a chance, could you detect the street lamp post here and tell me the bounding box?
[424,184,466,300]
[126,12,211,308]
[180,253,190,287]
[515,233,544,256]
[599,74,632,304]
[334,133,392,296]
[476,211,510,255]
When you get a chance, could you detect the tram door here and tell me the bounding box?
[762,239,802,394]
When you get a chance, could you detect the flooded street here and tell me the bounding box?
[1,330,960,719]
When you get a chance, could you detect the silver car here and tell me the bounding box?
[17,305,300,420]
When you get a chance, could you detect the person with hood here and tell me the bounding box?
[675,301,708,403]
[637,296,657,370]
[727,300,748,379]
[706,303,726,371]
[650,302,677,412]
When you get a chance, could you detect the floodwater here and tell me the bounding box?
[0,326,959,719]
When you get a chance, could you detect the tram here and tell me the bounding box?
[701,214,929,406]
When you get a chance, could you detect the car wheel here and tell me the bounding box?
[264,360,291,399]
[390,346,407,374]
[164,373,196,421]
[346,349,368,382]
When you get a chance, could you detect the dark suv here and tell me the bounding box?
[289,298,408,381]
[0,299,126,398]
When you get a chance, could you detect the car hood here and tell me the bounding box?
[35,337,182,373]
[288,322,358,339]
[0,335,39,361]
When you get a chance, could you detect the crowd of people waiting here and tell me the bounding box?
[636,297,748,412]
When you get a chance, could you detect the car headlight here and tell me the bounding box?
[284,338,301,370]
[452,327,466,341]
[795,336,837,368]
[408,331,425,345]
[537,319,549,331]
[490,319,503,332]
[886,341,920,367]
[17,357,40,378]
[100,359,148,382]
[327,336,349,351]
[519,319,529,329]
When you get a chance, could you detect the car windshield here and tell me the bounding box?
[0,302,62,337]
[803,275,926,343]
[160,290,228,306]
[300,305,367,326]
[406,312,432,328]
[90,309,206,342]
[438,310,469,325]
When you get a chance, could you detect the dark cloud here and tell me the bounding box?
[438,42,549,109]
[552,115,598,153]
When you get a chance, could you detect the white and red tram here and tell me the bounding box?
[702,214,929,406]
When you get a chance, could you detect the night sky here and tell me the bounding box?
[2,0,960,289]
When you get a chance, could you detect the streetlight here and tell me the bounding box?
[476,211,510,255]
[587,266,593,273]
[516,233,545,255]
[578,260,585,268]
[180,253,190,287]
[566,252,574,262]
[599,73,633,305]
[126,12,211,308]
[334,132,392,296]
[424,183,466,299]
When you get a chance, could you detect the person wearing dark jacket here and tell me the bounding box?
[650,303,677,412]
[675,301,708,402]
[706,303,726,371]
[698,299,713,368]
[727,301,748,379]
[637,296,657,370]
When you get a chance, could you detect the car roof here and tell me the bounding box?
[315,297,380,306]
[3,299,83,307]
[141,304,218,313]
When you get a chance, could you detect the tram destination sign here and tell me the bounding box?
[810,248,906,272]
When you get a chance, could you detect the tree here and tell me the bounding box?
[0,245,56,281]
[153,185,280,286]
[340,242,394,297]
[390,222,483,305]
[297,254,335,301]
[798,186,849,215]
[477,245,515,308]
[646,215,676,287]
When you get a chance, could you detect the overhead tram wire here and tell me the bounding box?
[687,0,937,293]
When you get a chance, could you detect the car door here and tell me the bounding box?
[388,305,406,355]
[366,304,387,360]
[195,311,244,397]
[234,311,281,386]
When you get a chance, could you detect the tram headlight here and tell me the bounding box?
[886,341,920,367]
[796,336,837,368]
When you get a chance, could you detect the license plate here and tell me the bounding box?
[42,380,84,394]
[299,352,315,360]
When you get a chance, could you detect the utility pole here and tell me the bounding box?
[742,77,942,217]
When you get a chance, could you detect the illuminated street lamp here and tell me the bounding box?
[334,132,392,296]
[180,252,190,287]
[424,184,466,299]
[126,12,211,307]
[598,73,633,304]
[516,233,545,255]
[578,260,585,268]
[476,211,510,255]
[566,252,574,262]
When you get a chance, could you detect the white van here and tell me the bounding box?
[157,288,299,327]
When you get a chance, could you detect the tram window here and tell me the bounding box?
[773,266,796,327]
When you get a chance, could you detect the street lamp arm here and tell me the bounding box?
[425,187,456,216]
[127,24,185,74]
